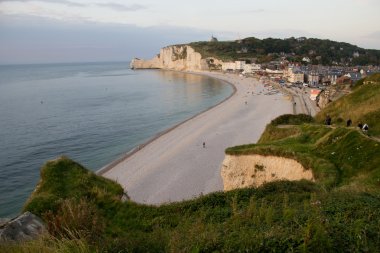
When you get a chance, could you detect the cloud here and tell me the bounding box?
[96,3,146,12]
[0,0,85,7]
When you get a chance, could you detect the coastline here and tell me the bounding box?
[97,71,237,176]
[101,70,293,204]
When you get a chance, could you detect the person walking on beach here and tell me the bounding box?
[203,142,206,148]
[346,118,352,127]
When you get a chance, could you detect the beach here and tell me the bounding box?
[101,72,293,204]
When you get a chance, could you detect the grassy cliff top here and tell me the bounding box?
[315,75,380,137]
[226,117,380,192]
[5,156,379,252]
[23,156,124,216]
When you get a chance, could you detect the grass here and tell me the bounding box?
[315,76,380,137]
[1,151,376,252]
[23,156,123,216]
[227,121,380,192]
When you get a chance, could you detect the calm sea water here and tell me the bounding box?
[0,62,233,217]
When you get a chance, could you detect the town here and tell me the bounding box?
[215,37,380,113]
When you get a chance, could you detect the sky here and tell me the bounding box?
[0,0,379,64]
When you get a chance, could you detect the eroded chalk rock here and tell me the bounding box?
[221,154,314,191]
[0,212,46,242]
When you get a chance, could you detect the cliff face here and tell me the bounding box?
[131,45,218,71]
[221,154,314,191]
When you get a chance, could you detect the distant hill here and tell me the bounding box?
[189,37,380,65]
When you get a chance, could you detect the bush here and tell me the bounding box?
[270,114,315,126]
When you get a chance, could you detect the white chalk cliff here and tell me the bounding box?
[130,45,222,71]
[221,154,314,191]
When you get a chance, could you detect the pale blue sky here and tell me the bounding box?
[0,0,379,64]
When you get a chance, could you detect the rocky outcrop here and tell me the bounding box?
[131,45,222,71]
[316,90,330,109]
[0,212,46,242]
[221,154,314,191]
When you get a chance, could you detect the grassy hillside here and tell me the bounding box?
[2,156,380,252]
[227,115,380,192]
[315,74,380,137]
[189,37,380,65]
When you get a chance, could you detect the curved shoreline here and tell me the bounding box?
[101,70,293,204]
[97,70,237,176]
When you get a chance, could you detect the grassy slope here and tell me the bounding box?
[315,74,380,137]
[227,121,380,192]
[4,157,379,252]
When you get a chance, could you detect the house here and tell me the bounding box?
[336,76,352,84]
[222,62,236,71]
[353,51,360,58]
[221,61,246,72]
[265,69,284,76]
[324,70,342,85]
[288,69,304,83]
[237,47,248,54]
[235,61,246,71]
[302,57,311,63]
[345,72,362,83]
[297,37,307,42]
[243,63,261,74]
[310,89,322,101]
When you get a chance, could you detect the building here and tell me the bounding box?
[310,89,322,101]
[221,61,246,72]
[235,61,246,71]
[222,62,236,71]
[345,72,362,83]
[302,57,311,63]
[210,36,218,42]
[297,37,307,42]
[243,63,261,74]
[307,72,319,86]
[336,76,352,84]
[288,69,304,83]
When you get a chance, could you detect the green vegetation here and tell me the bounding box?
[188,37,380,65]
[3,76,380,252]
[227,118,380,191]
[315,75,380,137]
[3,158,380,252]
[23,156,124,217]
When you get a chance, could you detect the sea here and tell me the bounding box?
[0,62,233,217]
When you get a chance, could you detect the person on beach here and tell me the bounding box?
[346,119,352,127]
[203,142,206,148]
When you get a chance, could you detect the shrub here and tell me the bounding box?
[270,114,315,126]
